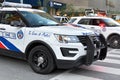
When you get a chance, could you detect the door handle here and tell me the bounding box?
[0,28,6,30]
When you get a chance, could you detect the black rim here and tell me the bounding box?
[32,51,48,69]
[110,37,119,48]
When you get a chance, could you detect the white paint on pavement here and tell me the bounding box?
[50,49,120,80]
[50,70,102,80]
[107,49,120,54]
[80,65,120,76]
[100,50,120,65]
[107,54,120,58]
[100,58,120,64]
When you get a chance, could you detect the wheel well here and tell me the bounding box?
[25,41,56,60]
[107,33,120,41]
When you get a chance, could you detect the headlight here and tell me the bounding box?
[55,34,80,43]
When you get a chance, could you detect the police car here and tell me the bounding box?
[68,16,120,48]
[0,2,107,74]
[53,15,69,23]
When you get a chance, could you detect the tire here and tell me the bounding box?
[99,34,107,60]
[28,45,55,74]
[108,35,120,49]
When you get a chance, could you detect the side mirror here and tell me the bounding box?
[10,21,24,27]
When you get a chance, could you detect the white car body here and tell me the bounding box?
[68,16,120,48]
[0,6,107,74]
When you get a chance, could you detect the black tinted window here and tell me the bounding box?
[90,19,107,26]
[0,11,26,27]
[78,19,90,25]
[90,19,100,26]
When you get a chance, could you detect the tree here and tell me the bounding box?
[61,4,75,17]
[37,0,42,9]
[37,0,41,6]
[0,0,4,3]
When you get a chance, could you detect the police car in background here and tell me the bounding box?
[0,2,107,74]
[68,16,120,48]
[53,15,69,23]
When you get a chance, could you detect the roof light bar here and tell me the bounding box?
[2,2,32,8]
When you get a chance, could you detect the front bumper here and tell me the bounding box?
[56,34,107,69]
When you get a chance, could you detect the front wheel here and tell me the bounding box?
[28,45,55,74]
[99,34,107,60]
[108,35,120,49]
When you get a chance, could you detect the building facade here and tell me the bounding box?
[1,0,120,14]
[54,0,120,13]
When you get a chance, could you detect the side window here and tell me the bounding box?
[61,18,65,23]
[90,19,100,26]
[78,19,90,25]
[90,19,105,26]
[61,18,67,23]
[65,18,69,22]
[1,11,26,27]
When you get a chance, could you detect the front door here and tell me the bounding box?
[0,11,26,53]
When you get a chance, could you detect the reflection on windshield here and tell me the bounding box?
[103,18,120,27]
[20,11,59,27]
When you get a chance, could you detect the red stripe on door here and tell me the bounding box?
[0,42,7,49]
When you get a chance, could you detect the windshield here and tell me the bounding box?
[54,17,61,22]
[54,17,69,23]
[103,18,120,27]
[20,11,59,27]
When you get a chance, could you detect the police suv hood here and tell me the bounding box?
[35,26,95,36]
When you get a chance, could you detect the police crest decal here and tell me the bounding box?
[17,30,24,39]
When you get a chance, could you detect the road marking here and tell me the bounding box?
[50,49,120,80]
[107,54,120,58]
[100,51,120,64]
[80,65,120,76]
[108,49,120,54]
[99,58,120,64]
[50,70,102,80]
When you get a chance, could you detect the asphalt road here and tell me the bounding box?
[0,48,120,80]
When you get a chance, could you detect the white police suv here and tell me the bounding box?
[0,2,107,74]
[68,16,120,48]
[53,15,69,23]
